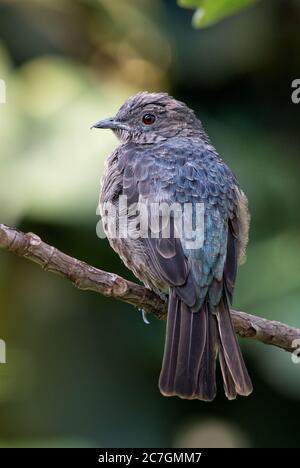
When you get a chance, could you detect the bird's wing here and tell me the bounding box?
[118,140,248,307]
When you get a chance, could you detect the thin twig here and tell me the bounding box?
[0,223,299,353]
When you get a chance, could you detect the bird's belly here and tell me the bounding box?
[107,235,167,293]
[100,157,167,293]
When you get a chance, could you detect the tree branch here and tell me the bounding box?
[0,223,299,353]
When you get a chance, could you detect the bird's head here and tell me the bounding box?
[91,92,204,144]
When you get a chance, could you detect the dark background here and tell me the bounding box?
[0,0,300,447]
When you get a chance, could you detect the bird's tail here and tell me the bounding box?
[159,289,252,401]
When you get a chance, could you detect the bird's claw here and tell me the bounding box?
[140,309,150,325]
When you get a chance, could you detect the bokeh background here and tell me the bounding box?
[0,0,300,448]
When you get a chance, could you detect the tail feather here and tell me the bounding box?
[159,290,181,396]
[173,301,206,398]
[218,336,237,400]
[196,304,218,401]
[159,290,252,401]
[215,298,253,396]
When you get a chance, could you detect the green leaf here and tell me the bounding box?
[178,0,259,29]
[178,0,202,7]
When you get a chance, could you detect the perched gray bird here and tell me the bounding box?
[92,92,252,401]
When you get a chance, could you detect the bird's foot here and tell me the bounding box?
[140,309,150,325]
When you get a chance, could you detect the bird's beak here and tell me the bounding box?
[90,118,129,131]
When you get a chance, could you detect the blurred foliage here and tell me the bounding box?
[178,0,259,28]
[0,0,300,449]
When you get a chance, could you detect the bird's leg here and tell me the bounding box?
[140,289,168,324]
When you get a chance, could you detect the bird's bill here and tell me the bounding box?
[90,118,129,131]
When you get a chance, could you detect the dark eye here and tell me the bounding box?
[142,113,156,125]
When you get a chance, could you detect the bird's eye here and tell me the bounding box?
[142,113,156,125]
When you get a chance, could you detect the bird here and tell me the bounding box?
[92,92,253,401]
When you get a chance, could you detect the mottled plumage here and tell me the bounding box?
[93,92,252,400]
